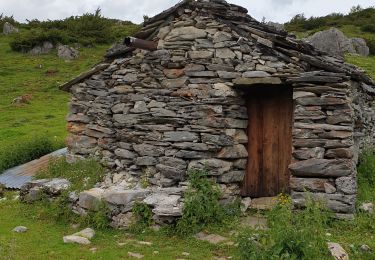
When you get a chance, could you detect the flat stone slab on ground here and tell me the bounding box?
[250,197,277,210]
[240,215,268,230]
[63,235,91,245]
[195,232,228,244]
[72,228,95,239]
[327,242,349,260]
[12,226,28,233]
[128,252,144,259]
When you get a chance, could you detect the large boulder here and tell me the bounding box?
[305,28,369,58]
[57,45,79,60]
[3,22,19,35]
[28,41,54,55]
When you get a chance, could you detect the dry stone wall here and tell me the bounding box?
[64,0,375,224]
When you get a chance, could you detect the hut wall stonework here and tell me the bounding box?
[64,10,368,223]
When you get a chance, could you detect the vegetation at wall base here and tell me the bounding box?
[175,169,241,236]
[36,157,105,192]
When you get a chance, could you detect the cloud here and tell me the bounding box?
[0,0,373,24]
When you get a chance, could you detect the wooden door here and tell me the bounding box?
[241,86,293,197]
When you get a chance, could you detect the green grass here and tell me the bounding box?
[0,193,236,260]
[0,34,108,150]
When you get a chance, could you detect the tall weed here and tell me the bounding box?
[236,197,331,260]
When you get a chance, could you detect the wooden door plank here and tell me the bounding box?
[242,94,261,197]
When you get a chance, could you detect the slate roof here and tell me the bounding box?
[59,0,375,92]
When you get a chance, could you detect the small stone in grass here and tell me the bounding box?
[13,226,28,233]
[360,244,371,252]
[128,252,144,259]
[153,251,159,255]
[63,235,91,245]
[182,252,190,256]
[138,241,152,246]
[72,228,95,239]
[89,247,97,253]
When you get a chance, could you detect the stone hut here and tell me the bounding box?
[60,0,375,224]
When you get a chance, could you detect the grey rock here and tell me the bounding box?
[3,22,19,35]
[115,149,137,159]
[156,164,185,180]
[215,48,236,59]
[133,144,164,156]
[290,177,331,192]
[103,189,150,205]
[242,71,271,78]
[78,188,105,211]
[13,226,28,233]
[188,50,214,59]
[28,41,54,55]
[135,156,157,166]
[72,228,95,239]
[350,38,369,56]
[201,133,234,146]
[289,159,352,177]
[212,31,232,43]
[217,71,241,79]
[57,45,79,60]
[189,159,232,175]
[335,177,356,194]
[165,26,207,41]
[359,202,374,214]
[130,101,148,113]
[218,171,245,183]
[327,242,349,260]
[305,27,368,57]
[217,145,248,159]
[163,131,198,142]
[63,235,91,245]
[43,178,71,194]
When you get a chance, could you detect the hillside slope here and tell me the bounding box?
[0,35,108,148]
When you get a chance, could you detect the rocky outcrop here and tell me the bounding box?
[20,178,70,202]
[305,28,369,58]
[28,41,54,55]
[58,45,79,60]
[3,22,18,35]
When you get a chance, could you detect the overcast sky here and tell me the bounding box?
[1,0,374,24]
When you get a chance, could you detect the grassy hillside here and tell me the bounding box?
[0,35,108,149]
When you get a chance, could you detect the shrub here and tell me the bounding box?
[364,38,375,55]
[9,8,140,52]
[0,136,62,172]
[236,197,331,260]
[175,169,240,235]
[10,28,71,52]
[130,202,153,232]
[36,157,105,192]
[0,14,18,29]
[361,24,375,33]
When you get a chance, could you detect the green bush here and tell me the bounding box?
[175,169,240,235]
[130,202,153,232]
[10,28,71,52]
[0,14,18,29]
[364,38,375,55]
[236,197,331,260]
[36,157,105,192]
[9,8,140,52]
[361,24,375,33]
[0,136,62,172]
